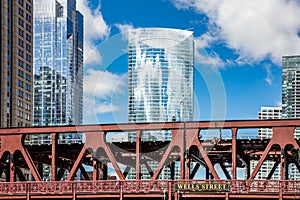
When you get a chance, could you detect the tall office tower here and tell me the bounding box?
[0,0,33,128]
[33,0,83,128]
[250,107,282,179]
[282,55,300,180]
[32,0,83,180]
[127,28,194,179]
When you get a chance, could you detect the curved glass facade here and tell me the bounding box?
[127,28,194,179]
[128,28,194,125]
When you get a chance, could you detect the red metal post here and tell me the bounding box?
[51,133,57,181]
[92,160,98,180]
[136,130,141,180]
[231,128,237,180]
[9,155,14,182]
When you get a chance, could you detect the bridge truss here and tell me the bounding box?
[0,119,300,199]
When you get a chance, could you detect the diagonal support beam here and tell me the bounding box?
[219,162,232,180]
[143,161,154,177]
[151,130,181,180]
[248,141,273,180]
[266,160,280,180]
[190,163,200,179]
[15,167,26,181]
[198,144,220,179]
[123,166,131,178]
[66,147,86,181]
[21,148,42,181]
[80,164,90,180]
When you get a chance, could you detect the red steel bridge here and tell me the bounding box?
[0,119,300,199]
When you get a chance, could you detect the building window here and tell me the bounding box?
[25,93,31,101]
[25,83,30,91]
[18,0,24,6]
[18,28,24,37]
[25,34,31,42]
[18,110,23,118]
[18,18,24,27]
[18,8,24,16]
[26,4,31,12]
[18,100,23,107]
[18,38,24,47]
[25,54,31,61]
[18,59,24,67]
[25,24,31,32]
[18,49,24,57]
[18,80,23,87]
[26,43,31,51]
[25,14,31,22]
[18,69,24,77]
[25,113,30,121]
[18,90,23,98]
[26,64,31,71]
[25,103,30,110]
[26,74,31,81]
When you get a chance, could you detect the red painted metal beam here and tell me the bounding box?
[1,119,300,135]
[51,133,57,181]
[231,128,237,180]
[136,130,141,180]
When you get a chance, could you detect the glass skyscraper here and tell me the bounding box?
[33,0,83,128]
[32,0,83,180]
[127,28,194,179]
[282,55,300,180]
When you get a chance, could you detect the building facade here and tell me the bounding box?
[282,55,300,179]
[32,0,83,180]
[0,0,33,128]
[250,106,282,179]
[33,0,83,128]
[127,28,194,179]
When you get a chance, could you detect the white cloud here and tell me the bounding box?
[276,101,282,108]
[84,69,126,116]
[264,65,273,85]
[172,0,300,65]
[84,69,126,99]
[77,0,111,65]
[115,23,135,41]
[194,36,233,68]
[95,102,120,113]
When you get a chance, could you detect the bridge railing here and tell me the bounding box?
[0,180,299,196]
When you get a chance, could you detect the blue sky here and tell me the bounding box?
[77,0,300,124]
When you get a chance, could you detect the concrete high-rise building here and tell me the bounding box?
[33,0,83,128]
[32,0,83,180]
[250,106,282,179]
[127,28,194,179]
[258,107,282,138]
[282,55,300,180]
[282,55,300,121]
[0,0,33,128]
